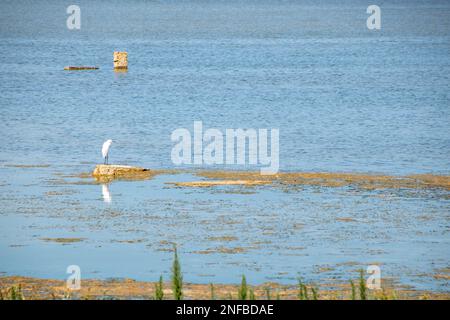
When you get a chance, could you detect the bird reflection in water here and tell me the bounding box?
[102,184,112,203]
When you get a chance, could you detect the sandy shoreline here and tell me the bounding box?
[1,276,449,300]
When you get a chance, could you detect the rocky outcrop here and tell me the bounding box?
[92,165,152,180]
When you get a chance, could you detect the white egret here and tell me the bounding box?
[102,139,113,164]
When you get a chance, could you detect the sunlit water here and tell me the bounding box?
[0,0,449,291]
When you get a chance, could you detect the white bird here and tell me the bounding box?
[102,139,113,164]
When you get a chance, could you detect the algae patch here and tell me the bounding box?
[169,180,271,187]
[192,170,450,191]
[40,237,85,244]
[5,164,51,168]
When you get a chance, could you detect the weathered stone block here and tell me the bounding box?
[113,51,128,70]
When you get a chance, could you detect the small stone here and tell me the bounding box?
[64,66,99,70]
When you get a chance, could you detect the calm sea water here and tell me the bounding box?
[0,0,449,291]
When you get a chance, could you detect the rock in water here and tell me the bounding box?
[92,165,150,179]
[64,66,99,70]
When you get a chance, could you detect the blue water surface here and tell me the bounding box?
[0,0,449,292]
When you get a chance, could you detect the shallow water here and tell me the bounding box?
[0,167,449,291]
[0,0,449,291]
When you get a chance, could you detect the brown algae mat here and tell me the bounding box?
[39,238,86,244]
[170,180,271,187]
[179,170,450,190]
[57,165,450,190]
[1,276,449,300]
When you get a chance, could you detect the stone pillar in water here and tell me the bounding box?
[113,51,128,70]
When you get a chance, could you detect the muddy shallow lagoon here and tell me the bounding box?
[0,164,448,294]
[1,0,450,299]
